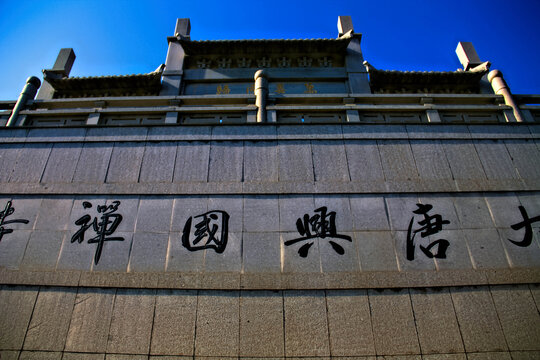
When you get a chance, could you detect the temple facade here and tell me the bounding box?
[0,16,539,360]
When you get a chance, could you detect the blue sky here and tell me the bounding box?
[0,0,538,100]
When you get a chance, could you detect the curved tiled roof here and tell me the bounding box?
[44,67,164,98]
[364,61,488,94]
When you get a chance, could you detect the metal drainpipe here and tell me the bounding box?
[488,70,524,122]
[6,76,41,127]
[254,69,268,123]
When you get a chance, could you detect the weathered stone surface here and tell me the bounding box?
[312,140,349,182]
[147,126,211,141]
[378,140,419,181]
[434,229,475,270]
[497,228,540,268]
[91,232,133,272]
[326,289,375,356]
[320,231,358,273]
[19,351,62,360]
[166,231,204,272]
[490,285,540,351]
[368,288,420,355]
[0,144,21,183]
[208,196,243,232]
[239,290,284,357]
[41,143,82,183]
[35,198,73,231]
[0,351,21,360]
[278,140,314,181]
[170,196,208,232]
[107,289,156,354]
[139,142,177,182]
[453,194,494,229]
[283,290,330,357]
[72,142,113,183]
[282,231,321,274]
[410,288,464,354]
[62,353,105,360]
[418,194,460,229]
[345,140,385,182]
[85,127,147,142]
[474,139,520,180]
[243,232,281,273]
[355,231,398,271]
[8,143,52,183]
[451,286,507,352]
[0,230,31,269]
[411,140,453,180]
[106,142,145,183]
[204,232,242,273]
[278,124,342,139]
[19,230,64,271]
[484,193,523,229]
[466,352,512,360]
[65,288,115,353]
[243,196,279,232]
[23,287,77,351]
[195,290,239,357]
[135,198,173,233]
[505,139,540,180]
[150,289,197,356]
[385,194,418,231]
[279,195,315,232]
[443,140,487,180]
[243,140,278,182]
[129,232,169,272]
[462,229,510,269]
[0,285,39,350]
[349,195,389,231]
[208,141,243,182]
[173,141,210,182]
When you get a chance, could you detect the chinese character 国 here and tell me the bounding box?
[71,201,124,265]
[406,203,450,261]
[284,206,352,258]
[182,210,229,253]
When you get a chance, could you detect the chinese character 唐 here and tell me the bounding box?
[406,203,450,261]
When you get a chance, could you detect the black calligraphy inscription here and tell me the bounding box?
[71,201,124,265]
[508,206,540,247]
[182,210,229,253]
[407,203,450,261]
[284,206,352,257]
[0,201,29,242]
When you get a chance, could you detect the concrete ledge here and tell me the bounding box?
[0,179,532,195]
[2,268,538,290]
[1,123,538,143]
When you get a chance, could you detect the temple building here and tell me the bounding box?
[0,16,539,359]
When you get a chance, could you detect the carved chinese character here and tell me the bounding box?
[304,83,317,94]
[284,206,352,257]
[0,201,29,243]
[182,210,229,253]
[406,203,450,260]
[508,206,540,247]
[71,201,124,265]
[216,84,230,94]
